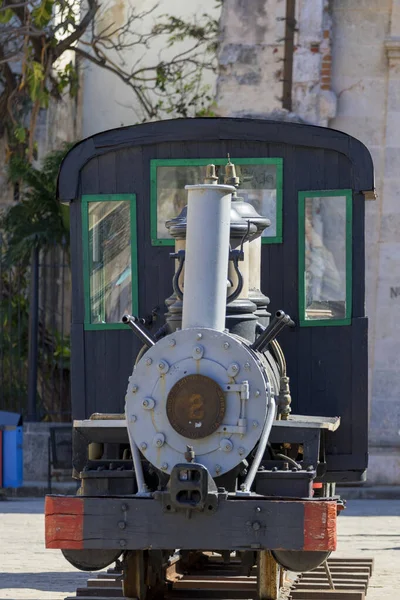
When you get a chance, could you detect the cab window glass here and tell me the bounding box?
[82,195,138,329]
[299,190,352,326]
[151,159,283,245]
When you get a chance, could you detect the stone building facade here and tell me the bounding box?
[216,0,400,485]
[2,0,398,484]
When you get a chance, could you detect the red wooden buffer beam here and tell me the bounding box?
[45,496,337,552]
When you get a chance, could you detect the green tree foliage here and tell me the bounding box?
[1,143,72,265]
[0,0,221,163]
[0,265,29,413]
[0,144,72,419]
[0,0,221,419]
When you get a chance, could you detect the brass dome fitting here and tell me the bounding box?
[204,164,218,184]
[224,155,240,188]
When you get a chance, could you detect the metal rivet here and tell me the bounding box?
[142,397,155,410]
[118,521,126,530]
[227,362,240,377]
[121,504,128,511]
[157,360,169,373]
[255,390,261,397]
[161,463,168,470]
[256,507,261,513]
[196,333,203,340]
[119,539,127,547]
[132,385,138,393]
[252,521,261,531]
[140,442,147,451]
[220,438,233,453]
[252,421,259,429]
[215,464,222,474]
[130,415,137,423]
[153,433,165,448]
[145,358,152,366]
[169,339,176,347]
[192,345,204,360]
[244,362,251,371]
[223,342,230,349]
[238,447,245,456]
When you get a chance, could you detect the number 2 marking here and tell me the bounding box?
[188,394,204,420]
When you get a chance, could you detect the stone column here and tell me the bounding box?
[292,0,336,125]
[368,29,400,484]
[216,0,286,117]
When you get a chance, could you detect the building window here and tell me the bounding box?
[82,194,138,330]
[298,190,352,326]
[150,158,283,245]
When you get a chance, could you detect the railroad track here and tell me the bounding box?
[66,555,374,600]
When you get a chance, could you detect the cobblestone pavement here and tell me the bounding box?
[0,497,399,599]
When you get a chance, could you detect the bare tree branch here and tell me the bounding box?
[1,0,220,161]
[53,0,99,59]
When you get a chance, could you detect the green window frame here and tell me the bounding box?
[82,194,139,330]
[298,189,353,327]
[150,158,283,246]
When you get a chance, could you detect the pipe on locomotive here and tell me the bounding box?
[182,182,235,330]
[251,310,294,352]
[242,383,276,493]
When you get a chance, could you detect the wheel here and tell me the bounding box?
[62,549,122,571]
[271,549,331,572]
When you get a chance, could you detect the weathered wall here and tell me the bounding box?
[329,0,400,484]
[216,0,400,484]
[216,0,286,117]
[292,0,337,125]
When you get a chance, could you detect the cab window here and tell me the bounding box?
[82,194,138,330]
[299,190,352,326]
[150,158,283,245]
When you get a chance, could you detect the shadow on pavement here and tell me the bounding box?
[339,499,400,517]
[0,571,97,592]
[0,499,45,514]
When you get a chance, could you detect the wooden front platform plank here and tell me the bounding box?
[45,495,336,552]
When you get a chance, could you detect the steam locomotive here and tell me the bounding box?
[45,118,373,599]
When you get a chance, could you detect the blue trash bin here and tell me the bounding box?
[0,411,23,488]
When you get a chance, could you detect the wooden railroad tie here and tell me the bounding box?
[65,556,374,600]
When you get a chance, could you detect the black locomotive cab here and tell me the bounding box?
[45,118,374,592]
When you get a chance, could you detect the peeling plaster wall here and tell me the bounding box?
[292,0,337,126]
[216,0,336,124]
[216,0,400,484]
[329,0,400,484]
[216,0,286,117]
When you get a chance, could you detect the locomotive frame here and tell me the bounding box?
[45,118,374,598]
